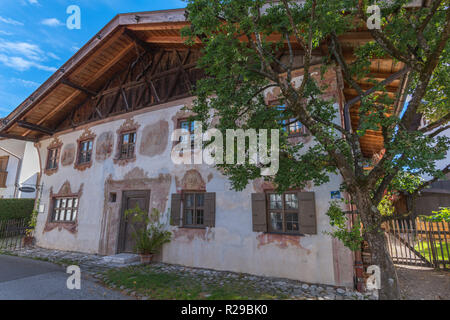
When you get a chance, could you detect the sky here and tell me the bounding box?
[0,0,186,118]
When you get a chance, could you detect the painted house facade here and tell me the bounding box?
[0,9,408,287]
[0,139,40,199]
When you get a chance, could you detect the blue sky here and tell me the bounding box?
[0,0,186,117]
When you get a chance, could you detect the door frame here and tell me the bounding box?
[117,189,151,254]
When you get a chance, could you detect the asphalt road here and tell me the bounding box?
[0,254,131,300]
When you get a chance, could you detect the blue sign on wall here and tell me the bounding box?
[330,191,341,199]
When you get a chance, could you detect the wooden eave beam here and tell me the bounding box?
[61,79,98,96]
[17,120,54,136]
[125,22,190,31]
[123,29,156,53]
[0,132,38,142]
[344,67,409,110]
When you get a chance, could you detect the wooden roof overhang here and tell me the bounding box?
[0,9,200,142]
[336,29,409,158]
[0,8,408,159]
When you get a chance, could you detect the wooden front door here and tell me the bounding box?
[118,190,150,253]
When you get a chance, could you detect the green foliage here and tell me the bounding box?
[377,192,395,217]
[183,0,450,255]
[325,201,364,251]
[125,206,172,255]
[421,207,450,222]
[0,199,35,221]
[26,200,39,237]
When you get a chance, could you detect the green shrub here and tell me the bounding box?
[0,199,35,221]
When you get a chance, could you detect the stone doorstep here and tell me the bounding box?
[102,253,140,264]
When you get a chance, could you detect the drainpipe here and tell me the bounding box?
[0,146,22,198]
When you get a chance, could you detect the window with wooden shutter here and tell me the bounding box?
[170,193,182,226]
[170,192,216,228]
[253,191,317,235]
[251,193,268,232]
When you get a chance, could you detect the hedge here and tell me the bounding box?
[0,199,35,221]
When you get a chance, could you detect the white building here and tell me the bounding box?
[0,138,40,199]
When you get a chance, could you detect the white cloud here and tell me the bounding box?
[0,31,13,36]
[47,52,60,60]
[41,18,64,27]
[0,40,43,61]
[11,78,40,88]
[0,40,57,72]
[28,0,39,4]
[0,16,24,26]
[0,54,56,72]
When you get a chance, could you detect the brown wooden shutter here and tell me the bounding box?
[251,193,267,232]
[298,192,317,234]
[170,193,182,226]
[0,157,8,188]
[204,192,216,227]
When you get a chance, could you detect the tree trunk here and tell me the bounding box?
[354,188,400,300]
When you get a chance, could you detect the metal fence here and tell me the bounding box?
[0,218,28,250]
[383,217,450,270]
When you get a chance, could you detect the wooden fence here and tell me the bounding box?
[0,218,28,250]
[383,217,450,270]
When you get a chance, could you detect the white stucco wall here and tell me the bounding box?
[17,142,40,199]
[34,67,354,287]
[33,104,353,287]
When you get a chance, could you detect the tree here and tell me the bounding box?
[182,0,450,299]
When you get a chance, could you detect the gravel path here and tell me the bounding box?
[397,265,450,300]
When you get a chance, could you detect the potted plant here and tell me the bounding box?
[125,206,172,264]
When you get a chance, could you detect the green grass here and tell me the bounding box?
[415,241,449,262]
[103,265,290,300]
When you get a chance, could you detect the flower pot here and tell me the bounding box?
[139,253,154,264]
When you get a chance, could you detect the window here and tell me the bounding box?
[119,131,136,159]
[77,140,93,164]
[268,192,299,233]
[277,105,302,136]
[52,197,79,222]
[286,119,302,135]
[46,148,59,170]
[183,192,205,227]
[179,120,197,149]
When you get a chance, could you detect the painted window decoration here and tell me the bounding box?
[268,192,299,233]
[277,105,302,136]
[183,192,205,226]
[78,140,93,164]
[179,120,198,149]
[46,148,59,170]
[119,132,136,159]
[52,197,79,222]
